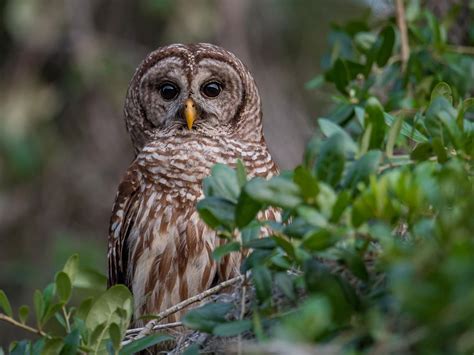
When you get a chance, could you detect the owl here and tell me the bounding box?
[107,43,278,323]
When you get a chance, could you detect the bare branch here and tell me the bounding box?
[0,313,49,338]
[122,322,183,346]
[396,0,410,72]
[122,275,244,345]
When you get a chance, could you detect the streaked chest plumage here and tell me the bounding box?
[125,135,276,321]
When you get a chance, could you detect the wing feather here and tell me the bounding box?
[107,163,141,288]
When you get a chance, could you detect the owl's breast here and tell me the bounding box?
[137,135,276,190]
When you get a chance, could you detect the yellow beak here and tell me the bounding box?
[184,98,197,130]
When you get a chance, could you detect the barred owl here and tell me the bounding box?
[107,43,278,323]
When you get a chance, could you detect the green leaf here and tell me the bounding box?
[411,142,433,161]
[293,166,319,200]
[31,339,45,355]
[355,106,365,126]
[18,305,29,324]
[318,118,358,154]
[182,344,200,355]
[304,259,358,321]
[33,290,44,326]
[386,114,403,157]
[297,206,328,228]
[242,249,272,272]
[182,303,233,333]
[426,12,446,48]
[359,122,372,155]
[459,98,474,128]
[305,75,324,90]
[89,322,108,350]
[425,96,457,142]
[43,302,64,325]
[315,133,347,187]
[245,177,302,209]
[213,241,241,262]
[365,97,386,149]
[74,268,107,291]
[55,272,72,303]
[60,328,80,355]
[252,311,265,341]
[120,334,173,355]
[76,297,94,320]
[432,137,448,163]
[86,286,133,330]
[384,112,428,143]
[276,296,331,342]
[235,160,247,188]
[431,82,453,104]
[340,251,369,282]
[0,290,13,317]
[332,58,350,94]
[354,32,376,54]
[273,235,296,260]
[376,25,395,67]
[253,266,272,303]
[203,164,240,202]
[330,190,351,223]
[241,222,261,244]
[235,190,262,228]
[85,285,133,350]
[108,323,122,352]
[302,229,336,251]
[197,197,235,229]
[42,338,64,354]
[342,150,382,190]
[213,320,252,336]
[275,272,296,301]
[9,340,31,355]
[62,254,79,284]
[244,237,277,250]
[42,283,55,309]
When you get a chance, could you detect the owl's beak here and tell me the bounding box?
[184,98,197,130]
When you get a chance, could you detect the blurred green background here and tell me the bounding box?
[0,0,374,344]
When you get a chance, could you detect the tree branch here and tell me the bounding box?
[0,313,49,338]
[123,275,244,344]
[395,0,410,72]
[122,322,183,345]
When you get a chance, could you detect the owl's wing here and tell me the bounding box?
[107,164,141,288]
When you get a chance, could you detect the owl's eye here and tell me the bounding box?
[201,81,223,98]
[159,82,180,100]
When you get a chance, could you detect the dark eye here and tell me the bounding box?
[201,81,223,98]
[159,82,180,100]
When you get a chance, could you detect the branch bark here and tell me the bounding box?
[122,275,244,345]
[395,0,410,72]
[0,313,49,338]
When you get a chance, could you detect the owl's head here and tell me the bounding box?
[124,43,263,154]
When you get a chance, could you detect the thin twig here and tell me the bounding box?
[445,44,474,56]
[62,306,71,333]
[395,0,410,72]
[237,275,248,355]
[125,321,183,336]
[122,322,183,346]
[0,313,49,338]
[124,275,245,344]
[155,274,244,322]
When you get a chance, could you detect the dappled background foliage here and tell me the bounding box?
[1,0,473,352]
